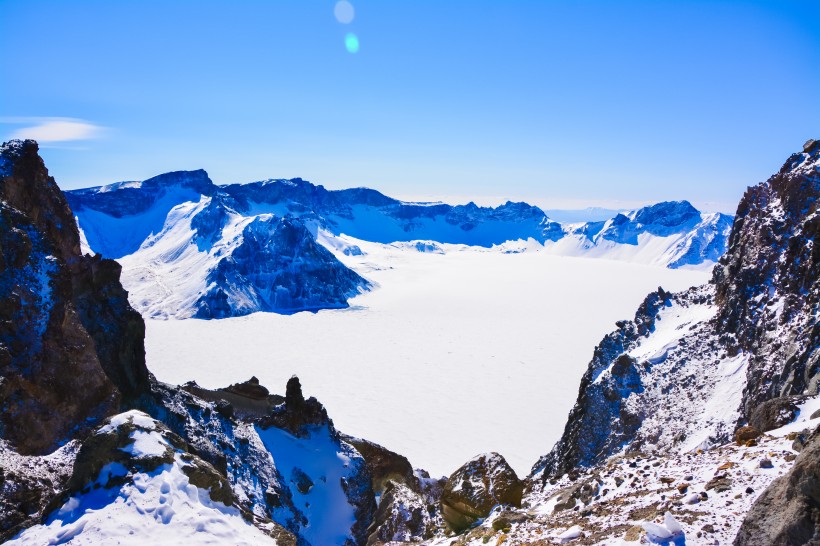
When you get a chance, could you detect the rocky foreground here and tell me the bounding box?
[0,139,818,545]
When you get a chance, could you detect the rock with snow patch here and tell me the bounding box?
[749,397,803,433]
[440,452,524,532]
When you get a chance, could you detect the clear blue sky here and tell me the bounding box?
[2,0,818,212]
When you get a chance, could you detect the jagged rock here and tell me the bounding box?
[261,375,331,436]
[0,140,148,455]
[440,453,524,533]
[343,435,419,495]
[366,481,439,545]
[532,287,671,477]
[714,141,820,416]
[735,427,820,545]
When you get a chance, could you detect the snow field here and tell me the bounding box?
[146,242,709,477]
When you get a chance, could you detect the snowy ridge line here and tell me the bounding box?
[67,170,732,269]
[65,169,731,318]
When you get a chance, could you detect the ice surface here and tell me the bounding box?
[145,242,708,476]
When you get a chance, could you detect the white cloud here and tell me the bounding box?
[2,117,105,143]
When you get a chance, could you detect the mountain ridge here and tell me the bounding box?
[67,170,732,319]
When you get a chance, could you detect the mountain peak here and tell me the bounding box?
[779,137,820,179]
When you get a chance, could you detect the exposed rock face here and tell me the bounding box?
[343,436,419,495]
[749,396,804,433]
[714,139,820,414]
[367,481,441,545]
[0,140,148,455]
[534,140,820,478]
[734,426,820,546]
[258,375,332,436]
[195,215,368,318]
[440,453,524,532]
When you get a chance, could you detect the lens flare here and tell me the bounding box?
[345,33,360,54]
[334,1,355,24]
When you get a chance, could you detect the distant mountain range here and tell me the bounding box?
[66,173,732,318]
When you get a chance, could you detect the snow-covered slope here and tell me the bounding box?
[67,173,730,318]
[7,411,287,546]
[69,172,369,319]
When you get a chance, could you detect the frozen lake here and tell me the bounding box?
[145,242,710,477]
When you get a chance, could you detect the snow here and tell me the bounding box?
[510,430,798,546]
[642,513,685,544]
[254,424,358,545]
[8,413,279,546]
[8,458,279,546]
[97,409,159,434]
[122,430,169,458]
[543,229,717,270]
[77,185,203,258]
[145,241,708,477]
[681,354,749,452]
[556,524,583,542]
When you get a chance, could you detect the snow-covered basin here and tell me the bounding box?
[145,242,709,477]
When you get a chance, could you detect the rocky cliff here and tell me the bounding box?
[0,140,148,456]
[533,139,820,478]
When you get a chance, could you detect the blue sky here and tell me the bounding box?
[2,0,818,211]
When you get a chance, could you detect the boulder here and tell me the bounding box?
[734,425,762,444]
[366,481,438,545]
[440,453,524,533]
[749,397,802,433]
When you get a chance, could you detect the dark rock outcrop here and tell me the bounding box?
[440,453,524,533]
[734,426,820,545]
[343,436,419,495]
[194,215,368,318]
[714,139,820,415]
[532,287,675,477]
[0,140,148,455]
[749,396,805,433]
[260,375,332,436]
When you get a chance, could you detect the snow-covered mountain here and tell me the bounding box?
[67,171,369,318]
[66,170,731,318]
[543,201,732,268]
[4,138,817,546]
